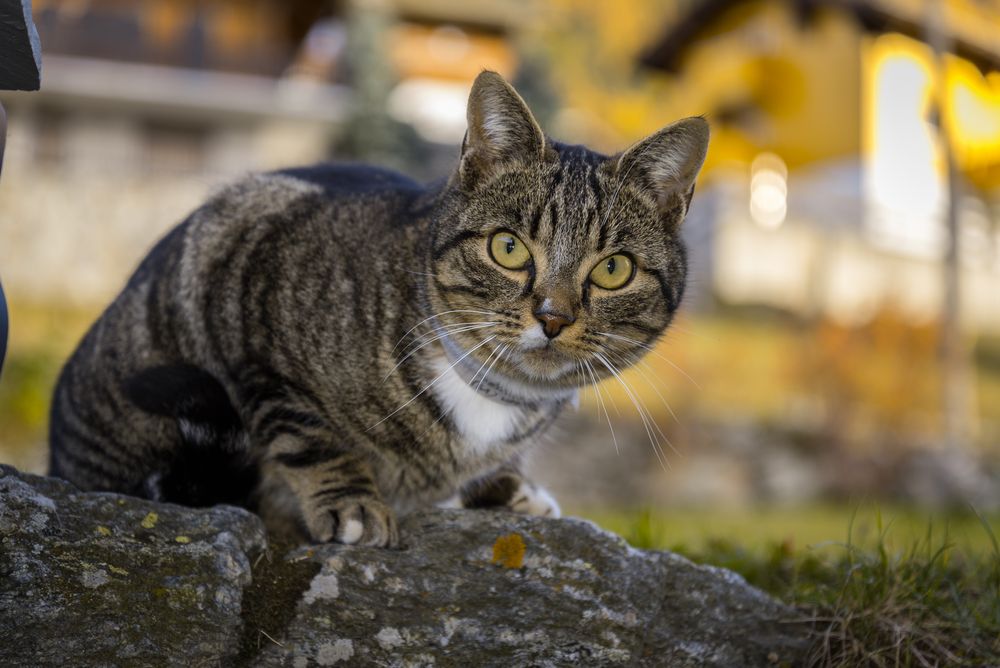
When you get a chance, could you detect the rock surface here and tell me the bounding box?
[0,464,267,666]
[0,465,809,666]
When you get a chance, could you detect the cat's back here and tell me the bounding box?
[62,162,428,386]
[275,162,425,202]
[195,162,424,233]
[171,163,429,303]
[168,162,431,357]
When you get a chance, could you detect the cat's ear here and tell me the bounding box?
[459,70,547,186]
[612,117,709,222]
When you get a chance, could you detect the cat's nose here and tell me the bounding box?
[534,310,575,339]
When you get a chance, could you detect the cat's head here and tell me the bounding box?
[427,71,708,391]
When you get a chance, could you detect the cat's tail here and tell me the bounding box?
[123,363,257,507]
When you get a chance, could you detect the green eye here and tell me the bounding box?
[589,254,634,290]
[489,231,531,270]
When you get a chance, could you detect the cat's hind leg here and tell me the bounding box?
[122,364,256,506]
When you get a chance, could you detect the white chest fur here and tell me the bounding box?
[430,357,525,456]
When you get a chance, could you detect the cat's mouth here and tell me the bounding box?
[513,343,576,380]
[520,343,561,359]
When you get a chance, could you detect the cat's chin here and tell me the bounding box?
[512,346,578,382]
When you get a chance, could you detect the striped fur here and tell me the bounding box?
[48,71,708,546]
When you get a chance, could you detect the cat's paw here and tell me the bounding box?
[305,496,399,548]
[508,482,561,518]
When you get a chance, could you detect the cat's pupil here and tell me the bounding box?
[607,257,617,274]
[505,239,515,254]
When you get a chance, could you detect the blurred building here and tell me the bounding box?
[381,0,531,144]
[1,0,346,305]
[0,0,532,306]
[641,0,1000,333]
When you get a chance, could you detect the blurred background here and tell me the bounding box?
[1,0,999,552]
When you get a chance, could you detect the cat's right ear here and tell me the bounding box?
[611,117,710,224]
[459,71,547,187]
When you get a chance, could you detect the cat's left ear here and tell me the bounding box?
[611,117,709,223]
[459,71,548,187]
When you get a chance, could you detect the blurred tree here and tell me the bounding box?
[333,0,430,173]
[533,0,682,151]
[511,47,558,131]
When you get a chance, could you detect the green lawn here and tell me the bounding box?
[580,503,1000,557]
[582,505,1000,666]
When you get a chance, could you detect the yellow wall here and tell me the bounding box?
[544,0,1000,190]
[670,3,862,170]
[542,1,863,174]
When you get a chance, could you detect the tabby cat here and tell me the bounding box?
[48,71,708,547]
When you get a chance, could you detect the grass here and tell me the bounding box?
[584,505,1000,667]
[0,302,96,470]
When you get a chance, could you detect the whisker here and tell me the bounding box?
[580,355,618,417]
[602,348,682,427]
[660,321,704,340]
[583,359,619,456]
[572,360,591,396]
[368,335,496,431]
[382,323,498,383]
[397,320,499,358]
[636,360,682,426]
[588,357,622,417]
[390,309,496,355]
[475,343,510,393]
[596,330,701,390]
[469,342,503,387]
[415,396,454,443]
[607,356,680,458]
[594,352,672,470]
[594,352,666,467]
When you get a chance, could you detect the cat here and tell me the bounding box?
[48,71,708,547]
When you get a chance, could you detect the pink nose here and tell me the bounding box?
[535,311,575,339]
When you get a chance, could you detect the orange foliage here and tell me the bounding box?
[804,308,942,443]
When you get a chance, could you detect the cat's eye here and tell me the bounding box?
[489,231,531,270]
[589,254,634,290]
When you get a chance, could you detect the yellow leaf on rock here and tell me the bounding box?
[140,512,158,529]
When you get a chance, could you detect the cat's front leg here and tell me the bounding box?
[266,435,398,547]
[458,465,561,518]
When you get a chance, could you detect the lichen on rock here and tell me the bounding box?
[491,532,526,568]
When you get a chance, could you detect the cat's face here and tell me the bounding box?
[427,72,708,391]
